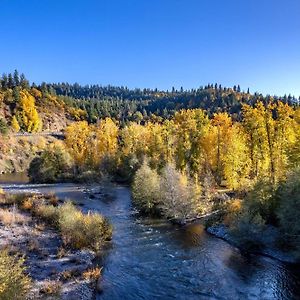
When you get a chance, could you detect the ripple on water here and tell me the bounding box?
[1,181,300,300]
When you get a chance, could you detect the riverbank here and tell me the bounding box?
[0,190,110,300]
[206,224,298,264]
[1,182,300,299]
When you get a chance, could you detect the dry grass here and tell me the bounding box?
[21,198,34,211]
[56,246,67,259]
[40,280,62,296]
[47,194,59,207]
[82,267,102,281]
[58,202,112,250]
[0,206,30,226]
[1,194,112,251]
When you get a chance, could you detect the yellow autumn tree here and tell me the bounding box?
[121,122,151,160]
[242,101,295,183]
[16,90,42,132]
[65,121,93,169]
[242,102,270,179]
[173,109,210,175]
[211,112,233,184]
[145,122,167,169]
[94,118,119,164]
[223,124,251,189]
[11,115,20,132]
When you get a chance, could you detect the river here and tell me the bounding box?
[0,175,299,300]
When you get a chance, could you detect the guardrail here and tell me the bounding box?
[12,132,65,138]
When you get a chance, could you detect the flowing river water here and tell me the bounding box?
[0,175,300,300]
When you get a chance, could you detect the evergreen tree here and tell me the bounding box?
[8,73,14,88]
[13,70,20,86]
[20,73,29,89]
[1,73,8,89]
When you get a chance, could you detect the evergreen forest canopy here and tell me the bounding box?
[44,80,300,123]
[1,70,299,128]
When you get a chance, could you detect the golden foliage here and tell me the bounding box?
[82,267,102,281]
[11,115,20,132]
[16,90,42,132]
[0,250,31,300]
[62,100,300,191]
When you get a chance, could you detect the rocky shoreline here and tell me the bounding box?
[0,193,104,300]
[206,224,298,264]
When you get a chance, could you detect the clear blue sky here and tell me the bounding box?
[1,0,300,96]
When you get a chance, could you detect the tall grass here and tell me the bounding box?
[1,193,112,251]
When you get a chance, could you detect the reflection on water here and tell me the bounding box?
[0,172,29,184]
[1,181,300,300]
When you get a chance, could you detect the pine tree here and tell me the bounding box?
[8,73,14,88]
[1,74,8,89]
[13,70,20,86]
[20,73,29,89]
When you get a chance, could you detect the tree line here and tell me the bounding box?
[60,101,299,188]
[2,71,299,130]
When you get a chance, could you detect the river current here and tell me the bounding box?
[0,175,299,300]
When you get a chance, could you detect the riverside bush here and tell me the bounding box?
[0,118,8,135]
[34,201,112,250]
[229,170,300,253]
[132,160,160,214]
[58,202,112,250]
[1,193,112,251]
[132,161,202,221]
[28,147,73,183]
[0,250,31,300]
[35,204,59,226]
[276,168,300,253]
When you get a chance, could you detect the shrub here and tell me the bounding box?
[82,267,102,281]
[230,212,265,251]
[28,148,73,183]
[40,280,62,296]
[3,194,36,208]
[0,250,31,300]
[21,198,34,211]
[2,193,112,251]
[242,179,277,224]
[35,204,59,226]
[58,202,112,250]
[132,162,203,221]
[227,179,276,250]
[222,199,242,226]
[159,163,201,221]
[0,119,8,135]
[132,160,160,213]
[0,207,29,226]
[276,168,300,253]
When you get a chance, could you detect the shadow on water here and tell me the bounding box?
[1,177,300,299]
[0,172,29,184]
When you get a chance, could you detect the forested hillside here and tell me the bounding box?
[45,82,299,123]
[1,70,299,133]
